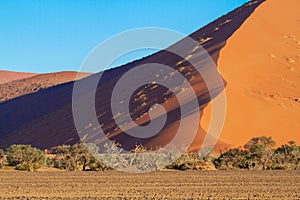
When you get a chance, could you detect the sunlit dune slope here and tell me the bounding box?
[0,70,37,84]
[211,0,300,146]
[0,71,91,102]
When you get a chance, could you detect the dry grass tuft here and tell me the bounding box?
[287,58,295,63]
[269,54,276,58]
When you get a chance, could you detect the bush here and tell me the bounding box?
[99,143,212,171]
[244,136,275,170]
[0,149,6,168]
[214,148,248,170]
[52,143,106,171]
[214,137,300,170]
[272,141,300,170]
[53,145,76,171]
[6,144,45,171]
[87,156,108,171]
[166,153,209,170]
[2,136,300,172]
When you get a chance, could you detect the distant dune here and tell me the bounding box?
[0,70,37,84]
[0,71,90,103]
[2,0,297,151]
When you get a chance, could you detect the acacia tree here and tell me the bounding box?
[214,148,248,169]
[244,136,276,170]
[6,144,45,171]
[53,143,103,171]
[53,145,76,171]
[84,143,108,171]
[71,143,91,171]
[273,141,300,169]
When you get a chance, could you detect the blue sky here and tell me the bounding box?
[0,0,249,73]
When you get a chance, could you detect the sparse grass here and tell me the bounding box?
[289,67,295,71]
[289,35,296,40]
[287,58,295,63]
[184,55,193,60]
[198,37,213,44]
[282,34,288,39]
[269,54,276,58]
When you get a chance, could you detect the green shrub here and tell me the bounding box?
[53,145,76,171]
[165,153,205,170]
[214,137,300,170]
[6,144,45,171]
[52,143,107,171]
[214,148,248,170]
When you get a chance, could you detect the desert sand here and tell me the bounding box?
[0,171,299,199]
[0,71,90,102]
[213,0,300,146]
[0,70,37,84]
[0,0,298,151]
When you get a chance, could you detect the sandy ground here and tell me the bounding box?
[0,170,299,199]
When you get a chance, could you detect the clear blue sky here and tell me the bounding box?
[0,0,249,73]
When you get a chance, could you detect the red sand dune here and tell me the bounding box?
[202,0,300,147]
[2,0,296,152]
[0,71,90,102]
[0,0,263,150]
[0,70,37,84]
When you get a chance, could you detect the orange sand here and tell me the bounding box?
[208,0,300,146]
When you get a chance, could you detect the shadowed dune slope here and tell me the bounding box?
[0,70,37,84]
[0,1,264,150]
[209,0,300,146]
